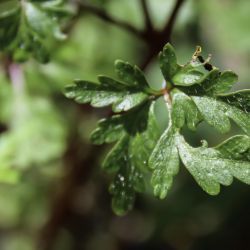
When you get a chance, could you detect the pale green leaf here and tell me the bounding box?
[192,96,250,135]
[172,64,204,86]
[177,135,250,195]
[171,89,201,130]
[215,135,250,161]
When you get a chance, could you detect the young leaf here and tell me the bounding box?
[159,43,181,84]
[172,64,204,87]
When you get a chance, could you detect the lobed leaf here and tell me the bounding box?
[215,135,250,161]
[177,135,250,195]
[100,102,160,215]
[64,79,148,112]
[65,42,250,215]
[179,69,238,96]
[192,96,250,135]
[171,89,202,130]
[218,89,250,112]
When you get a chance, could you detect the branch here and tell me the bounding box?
[140,0,153,31]
[162,0,186,39]
[78,3,143,39]
[140,0,186,70]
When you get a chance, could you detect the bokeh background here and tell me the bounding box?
[0,0,250,250]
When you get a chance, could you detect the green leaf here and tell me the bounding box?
[109,136,145,216]
[100,102,160,215]
[91,101,152,145]
[192,96,250,135]
[24,2,66,40]
[102,135,129,173]
[215,135,250,161]
[159,43,181,84]
[210,70,238,94]
[171,89,201,130]
[129,102,161,171]
[177,135,250,195]
[0,0,69,62]
[179,69,238,96]
[218,89,250,112]
[115,60,150,89]
[65,79,148,112]
[65,42,250,215]
[0,1,20,49]
[172,64,204,87]
[149,127,180,199]
[91,116,125,145]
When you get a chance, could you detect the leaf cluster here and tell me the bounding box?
[0,0,72,63]
[65,43,250,215]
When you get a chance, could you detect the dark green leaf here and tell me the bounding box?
[91,116,125,145]
[115,60,150,89]
[129,102,160,171]
[102,135,129,173]
[218,89,250,112]
[109,138,145,215]
[159,43,181,84]
[91,101,151,145]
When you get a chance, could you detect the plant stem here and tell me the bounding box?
[140,0,153,31]
[162,0,186,36]
[78,2,143,39]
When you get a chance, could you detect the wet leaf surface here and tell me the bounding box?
[66,43,250,215]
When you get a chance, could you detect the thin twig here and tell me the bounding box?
[140,0,153,31]
[162,0,186,39]
[78,3,143,39]
[140,0,186,70]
